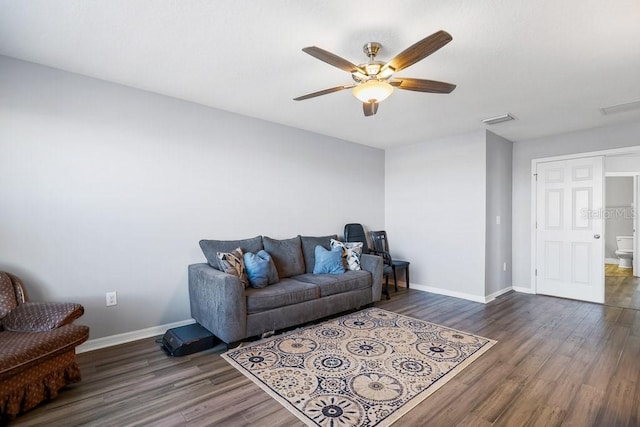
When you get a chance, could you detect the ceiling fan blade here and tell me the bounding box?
[393,77,456,93]
[302,46,366,74]
[363,101,379,117]
[385,30,453,73]
[293,84,354,101]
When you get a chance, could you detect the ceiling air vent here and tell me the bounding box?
[482,113,515,125]
[600,100,640,115]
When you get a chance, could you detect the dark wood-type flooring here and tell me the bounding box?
[11,289,640,426]
[606,265,640,310]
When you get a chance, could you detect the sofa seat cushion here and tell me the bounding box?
[245,279,320,314]
[294,270,371,297]
[0,324,90,380]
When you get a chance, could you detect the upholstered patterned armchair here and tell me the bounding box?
[0,271,89,422]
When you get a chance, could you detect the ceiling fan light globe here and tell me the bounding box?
[352,80,393,103]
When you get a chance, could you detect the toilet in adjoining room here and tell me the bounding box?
[615,236,633,269]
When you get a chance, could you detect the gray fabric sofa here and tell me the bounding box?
[188,235,384,344]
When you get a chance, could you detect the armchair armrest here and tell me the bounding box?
[360,254,384,302]
[2,302,84,332]
[188,263,247,343]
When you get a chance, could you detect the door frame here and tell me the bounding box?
[531,145,640,297]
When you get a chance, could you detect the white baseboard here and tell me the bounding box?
[484,287,514,303]
[77,318,195,353]
[605,258,619,265]
[78,283,533,353]
[408,283,526,303]
[409,283,488,304]
[512,285,535,294]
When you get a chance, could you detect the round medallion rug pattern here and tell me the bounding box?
[222,308,496,427]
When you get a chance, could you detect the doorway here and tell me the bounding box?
[604,175,634,274]
[532,146,640,307]
[603,154,640,309]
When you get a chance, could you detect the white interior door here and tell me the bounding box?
[535,156,604,303]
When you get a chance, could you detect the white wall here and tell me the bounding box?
[485,131,513,296]
[606,155,640,173]
[512,121,640,289]
[385,130,487,299]
[0,56,385,339]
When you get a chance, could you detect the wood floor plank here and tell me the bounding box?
[472,379,523,423]
[584,325,629,389]
[594,378,637,426]
[562,384,606,426]
[526,405,566,427]
[492,378,555,427]
[545,378,581,412]
[606,268,640,310]
[455,413,493,427]
[10,289,640,426]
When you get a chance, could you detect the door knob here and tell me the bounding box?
[594,234,600,239]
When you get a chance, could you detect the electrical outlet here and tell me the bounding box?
[503,262,507,271]
[106,291,117,306]
[496,215,501,225]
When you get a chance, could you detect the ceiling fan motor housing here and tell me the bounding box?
[363,42,382,59]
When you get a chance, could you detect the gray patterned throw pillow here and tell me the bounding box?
[330,239,363,271]
[217,247,250,288]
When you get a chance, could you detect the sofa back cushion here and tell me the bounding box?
[199,236,263,270]
[300,235,338,273]
[263,236,305,278]
[0,272,18,320]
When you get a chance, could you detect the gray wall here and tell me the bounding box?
[485,131,513,296]
[385,130,488,300]
[512,121,640,289]
[0,56,385,339]
[385,130,514,301]
[604,176,634,260]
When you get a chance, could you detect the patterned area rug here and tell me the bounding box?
[222,308,496,426]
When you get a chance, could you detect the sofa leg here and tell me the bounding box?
[226,341,243,350]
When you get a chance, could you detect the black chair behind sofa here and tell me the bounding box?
[344,223,390,299]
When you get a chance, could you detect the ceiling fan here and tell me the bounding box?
[293,30,456,117]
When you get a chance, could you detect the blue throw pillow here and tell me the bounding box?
[313,245,345,274]
[244,250,279,288]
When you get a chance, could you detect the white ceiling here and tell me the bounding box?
[1,0,639,149]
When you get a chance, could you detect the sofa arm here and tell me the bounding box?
[360,254,383,302]
[188,263,247,343]
[2,302,84,332]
